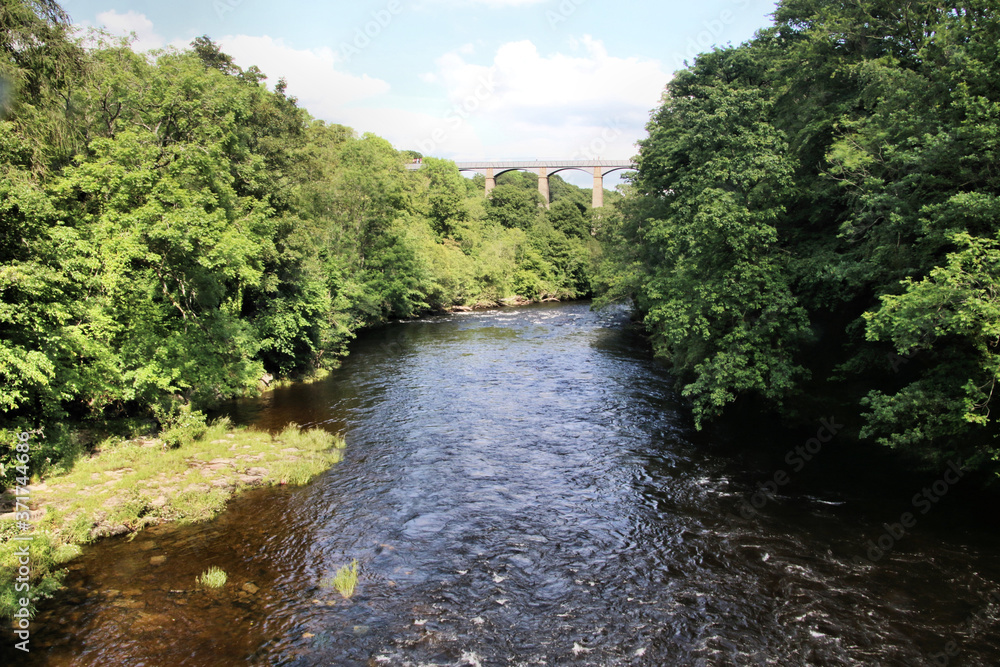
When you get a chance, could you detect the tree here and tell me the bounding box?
[610,46,812,425]
[547,198,589,238]
[421,157,469,238]
[190,35,239,76]
[602,0,1000,474]
[485,184,542,230]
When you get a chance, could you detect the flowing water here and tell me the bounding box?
[11,302,1000,666]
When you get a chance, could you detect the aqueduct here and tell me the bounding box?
[406,160,636,209]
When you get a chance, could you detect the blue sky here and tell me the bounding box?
[66,0,779,187]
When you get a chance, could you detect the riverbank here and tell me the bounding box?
[256,294,579,392]
[444,293,568,312]
[0,419,344,620]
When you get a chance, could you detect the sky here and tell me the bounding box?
[64,0,780,187]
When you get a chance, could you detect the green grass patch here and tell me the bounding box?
[322,559,359,599]
[197,566,228,588]
[0,418,344,620]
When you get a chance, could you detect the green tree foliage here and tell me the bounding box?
[485,183,543,230]
[609,48,811,425]
[420,156,469,238]
[1,0,84,441]
[547,199,589,238]
[0,4,607,480]
[603,0,1000,473]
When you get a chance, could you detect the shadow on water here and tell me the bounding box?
[9,302,1000,666]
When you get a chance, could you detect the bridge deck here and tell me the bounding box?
[405,160,635,171]
[404,159,635,208]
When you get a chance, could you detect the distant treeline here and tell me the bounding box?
[599,0,1000,475]
[0,0,606,472]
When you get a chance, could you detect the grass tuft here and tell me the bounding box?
[323,559,359,599]
[197,566,228,588]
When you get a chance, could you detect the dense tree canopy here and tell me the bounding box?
[0,3,607,478]
[601,0,1000,475]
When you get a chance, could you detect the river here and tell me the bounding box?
[13,301,1000,665]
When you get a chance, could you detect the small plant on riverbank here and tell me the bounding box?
[323,559,359,599]
[197,566,228,588]
[0,523,78,619]
[159,410,210,450]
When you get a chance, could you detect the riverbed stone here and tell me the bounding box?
[150,555,167,566]
[206,458,234,470]
[133,612,173,632]
[111,598,145,609]
[242,582,259,595]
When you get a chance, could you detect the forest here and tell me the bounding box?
[0,0,603,478]
[599,0,1000,477]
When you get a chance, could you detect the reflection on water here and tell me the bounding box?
[11,302,1000,665]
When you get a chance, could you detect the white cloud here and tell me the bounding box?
[217,35,391,114]
[211,33,664,165]
[413,35,669,161]
[93,10,165,52]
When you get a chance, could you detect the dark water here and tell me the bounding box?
[12,302,1000,665]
